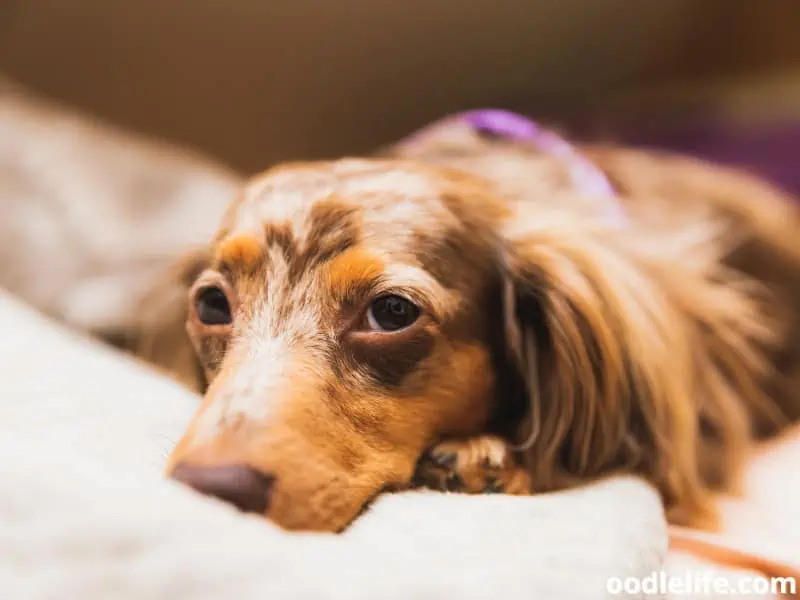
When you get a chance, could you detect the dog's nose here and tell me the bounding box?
[170,463,275,514]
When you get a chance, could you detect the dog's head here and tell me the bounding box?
[160,151,769,531]
[165,159,524,530]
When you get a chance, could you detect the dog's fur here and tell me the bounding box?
[141,122,800,532]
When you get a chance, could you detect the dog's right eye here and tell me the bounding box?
[367,295,420,332]
[195,286,232,326]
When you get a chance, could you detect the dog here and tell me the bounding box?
[142,110,800,532]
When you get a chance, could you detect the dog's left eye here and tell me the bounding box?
[195,286,232,326]
[367,295,420,332]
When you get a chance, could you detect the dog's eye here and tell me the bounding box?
[196,286,232,326]
[367,295,420,332]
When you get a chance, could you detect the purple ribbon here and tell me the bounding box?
[400,109,626,224]
[462,110,617,197]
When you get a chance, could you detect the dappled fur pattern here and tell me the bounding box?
[137,124,800,531]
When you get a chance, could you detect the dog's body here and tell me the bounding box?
[144,117,800,532]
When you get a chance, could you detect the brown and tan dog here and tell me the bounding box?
[141,113,800,533]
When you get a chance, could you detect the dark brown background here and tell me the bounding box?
[1,0,798,173]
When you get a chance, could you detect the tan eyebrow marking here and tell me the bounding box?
[217,235,264,273]
[326,247,385,298]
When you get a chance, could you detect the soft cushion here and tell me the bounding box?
[0,291,667,599]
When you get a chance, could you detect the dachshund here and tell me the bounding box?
[141,111,800,532]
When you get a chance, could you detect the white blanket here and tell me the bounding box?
[0,291,668,599]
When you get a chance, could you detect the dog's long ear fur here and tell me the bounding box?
[496,205,776,527]
[132,249,210,393]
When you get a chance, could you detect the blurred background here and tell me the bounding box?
[0,0,798,340]
[1,0,798,188]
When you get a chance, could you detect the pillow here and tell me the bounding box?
[0,76,240,339]
[0,291,667,599]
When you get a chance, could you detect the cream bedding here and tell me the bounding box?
[0,291,668,600]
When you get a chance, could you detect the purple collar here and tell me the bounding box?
[401,109,626,223]
[461,110,616,198]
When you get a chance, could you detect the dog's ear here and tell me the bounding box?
[492,207,770,525]
[496,210,654,484]
[132,248,211,393]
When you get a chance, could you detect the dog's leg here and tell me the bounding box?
[413,435,532,495]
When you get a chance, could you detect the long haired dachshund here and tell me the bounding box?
[141,111,800,532]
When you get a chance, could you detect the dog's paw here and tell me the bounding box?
[412,435,531,495]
